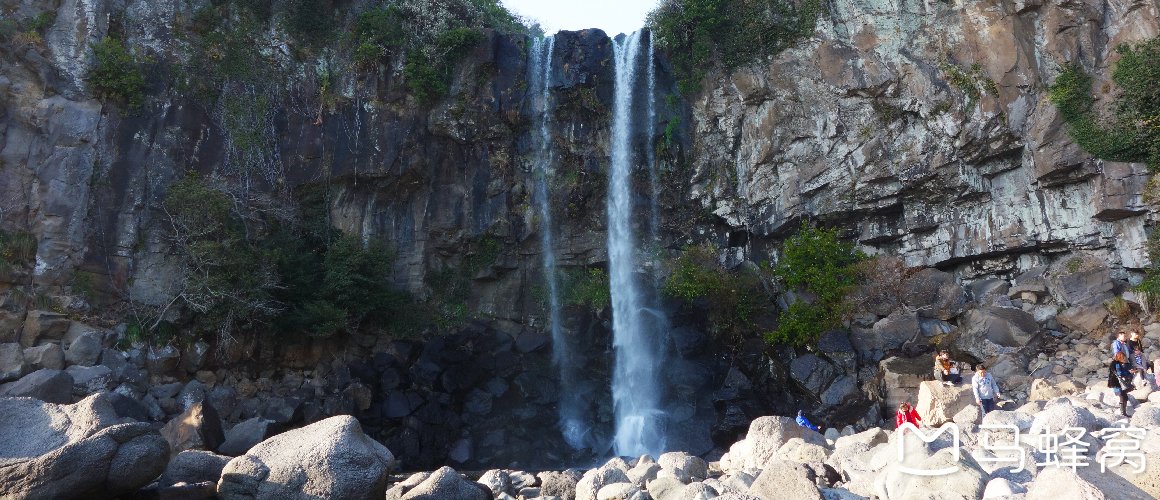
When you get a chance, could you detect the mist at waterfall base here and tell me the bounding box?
[529,29,677,461]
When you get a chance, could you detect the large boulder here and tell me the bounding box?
[790,354,839,395]
[217,415,395,500]
[1046,261,1121,308]
[160,402,225,457]
[218,417,278,457]
[65,364,112,394]
[658,451,708,482]
[893,448,987,500]
[877,356,933,413]
[0,342,28,382]
[981,410,1034,431]
[833,428,888,450]
[1029,400,1099,435]
[1029,378,1085,401]
[477,469,510,497]
[852,309,919,353]
[1026,466,1106,500]
[904,268,966,318]
[539,469,582,500]
[158,450,231,487]
[398,466,487,500]
[1130,404,1160,429]
[0,393,170,499]
[914,381,975,426]
[1,368,73,403]
[776,438,831,463]
[596,482,645,500]
[875,432,986,500]
[576,467,630,500]
[1056,306,1109,333]
[19,311,70,347]
[64,334,102,367]
[22,344,64,371]
[746,460,822,500]
[951,307,1039,361]
[721,416,828,471]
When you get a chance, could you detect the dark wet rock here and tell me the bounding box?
[2,368,74,403]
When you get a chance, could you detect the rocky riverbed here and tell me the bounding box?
[5,369,1160,500]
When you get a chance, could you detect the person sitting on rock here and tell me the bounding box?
[1109,350,1137,416]
[934,350,962,386]
[895,402,921,432]
[796,410,819,432]
[971,366,1001,415]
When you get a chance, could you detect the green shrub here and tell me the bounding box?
[939,61,997,111]
[766,221,864,346]
[647,0,821,94]
[26,11,56,32]
[425,235,504,327]
[0,229,37,272]
[0,19,17,41]
[437,27,485,60]
[1049,37,1160,171]
[88,37,150,112]
[561,267,611,309]
[663,242,768,339]
[160,177,420,341]
[351,6,407,67]
[403,51,449,105]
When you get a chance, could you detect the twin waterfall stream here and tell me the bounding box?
[528,31,669,458]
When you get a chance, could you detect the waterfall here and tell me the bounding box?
[646,32,660,246]
[609,31,667,458]
[529,36,589,450]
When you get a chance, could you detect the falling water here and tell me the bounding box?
[645,32,660,245]
[609,31,667,458]
[529,37,589,450]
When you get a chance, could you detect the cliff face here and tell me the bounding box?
[686,0,1159,279]
[4,0,1157,321]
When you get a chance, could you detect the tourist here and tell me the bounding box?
[1113,331,1128,358]
[971,366,1001,415]
[895,402,921,431]
[1109,351,1137,416]
[1128,330,1146,385]
[796,410,819,432]
[934,350,962,386]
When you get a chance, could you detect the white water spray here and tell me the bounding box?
[530,37,589,450]
[609,31,667,457]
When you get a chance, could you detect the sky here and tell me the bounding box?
[501,0,659,38]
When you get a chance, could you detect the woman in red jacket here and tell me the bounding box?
[896,402,921,432]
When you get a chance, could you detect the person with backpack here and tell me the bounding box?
[895,402,921,432]
[1109,351,1138,416]
[971,366,1001,415]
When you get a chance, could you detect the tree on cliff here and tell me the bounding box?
[766,222,864,346]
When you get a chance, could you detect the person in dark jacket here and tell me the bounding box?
[1110,351,1137,416]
